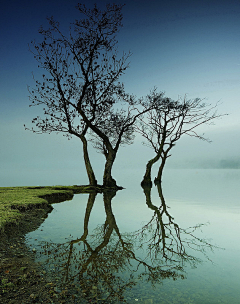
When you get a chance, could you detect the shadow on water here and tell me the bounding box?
[30,185,216,303]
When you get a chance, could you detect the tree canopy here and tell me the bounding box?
[136,90,223,186]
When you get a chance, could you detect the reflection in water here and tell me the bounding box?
[140,183,213,268]
[35,186,215,303]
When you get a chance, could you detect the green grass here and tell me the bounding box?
[0,185,102,234]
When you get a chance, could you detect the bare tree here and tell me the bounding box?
[25,3,136,188]
[136,90,223,186]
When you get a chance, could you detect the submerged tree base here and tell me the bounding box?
[81,184,125,192]
[154,178,161,185]
[140,178,153,188]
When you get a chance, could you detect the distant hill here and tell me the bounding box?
[219,159,240,169]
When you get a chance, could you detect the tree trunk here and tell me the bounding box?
[80,135,97,186]
[154,154,167,184]
[103,150,117,188]
[141,153,161,187]
[155,181,174,222]
[141,184,167,247]
[141,184,152,207]
[83,192,97,236]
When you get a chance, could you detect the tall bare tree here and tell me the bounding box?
[26,3,135,188]
[136,90,223,186]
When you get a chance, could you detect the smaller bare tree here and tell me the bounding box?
[136,90,224,186]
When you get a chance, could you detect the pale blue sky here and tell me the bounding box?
[1,0,240,186]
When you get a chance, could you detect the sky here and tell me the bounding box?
[1,0,240,187]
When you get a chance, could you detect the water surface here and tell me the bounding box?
[26,169,240,303]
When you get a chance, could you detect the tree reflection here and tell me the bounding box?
[38,187,215,303]
[139,183,214,269]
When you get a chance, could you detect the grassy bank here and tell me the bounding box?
[0,185,103,235]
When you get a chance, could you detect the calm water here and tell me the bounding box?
[25,169,240,303]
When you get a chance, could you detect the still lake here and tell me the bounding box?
[25,169,240,303]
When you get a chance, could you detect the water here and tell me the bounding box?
[25,169,240,303]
